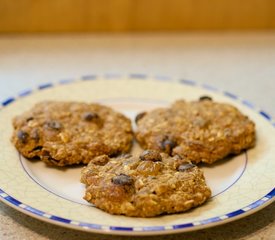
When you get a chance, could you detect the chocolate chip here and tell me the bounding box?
[135,112,147,124]
[178,163,196,172]
[45,121,62,130]
[199,96,212,101]
[31,146,43,151]
[17,130,28,144]
[112,174,134,186]
[109,152,121,158]
[140,150,162,162]
[161,139,176,155]
[83,112,99,121]
[26,117,34,122]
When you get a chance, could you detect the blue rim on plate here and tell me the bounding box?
[0,74,274,235]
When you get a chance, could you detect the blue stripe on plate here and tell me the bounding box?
[129,74,147,79]
[202,84,218,92]
[50,216,71,223]
[247,199,265,209]
[266,188,275,198]
[0,188,4,194]
[25,206,45,216]
[226,209,245,218]
[179,79,196,85]
[18,89,32,97]
[259,111,271,121]
[242,99,254,109]
[173,223,194,229]
[2,97,15,106]
[142,226,165,231]
[200,217,222,225]
[110,226,133,231]
[38,83,53,90]
[223,91,238,99]
[81,75,97,81]
[5,196,22,206]
[78,222,102,229]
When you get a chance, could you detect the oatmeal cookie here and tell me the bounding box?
[81,150,211,217]
[11,101,133,166]
[135,97,255,164]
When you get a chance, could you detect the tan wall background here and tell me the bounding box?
[1,0,275,32]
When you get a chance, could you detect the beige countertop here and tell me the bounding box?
[0,32,274,239]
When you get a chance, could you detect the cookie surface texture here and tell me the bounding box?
[81,151,211,217]
[135,99,256,164]
[12,101,133,166]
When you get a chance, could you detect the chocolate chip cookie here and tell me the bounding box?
[135,98,256,164]
[81,150,211,217]
[12,101,133,166]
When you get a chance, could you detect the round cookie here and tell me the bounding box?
[11,101,133,166]
[135,98,256,164]
[81,150,211,217]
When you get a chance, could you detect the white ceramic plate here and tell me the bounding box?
[0,75,274,236]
